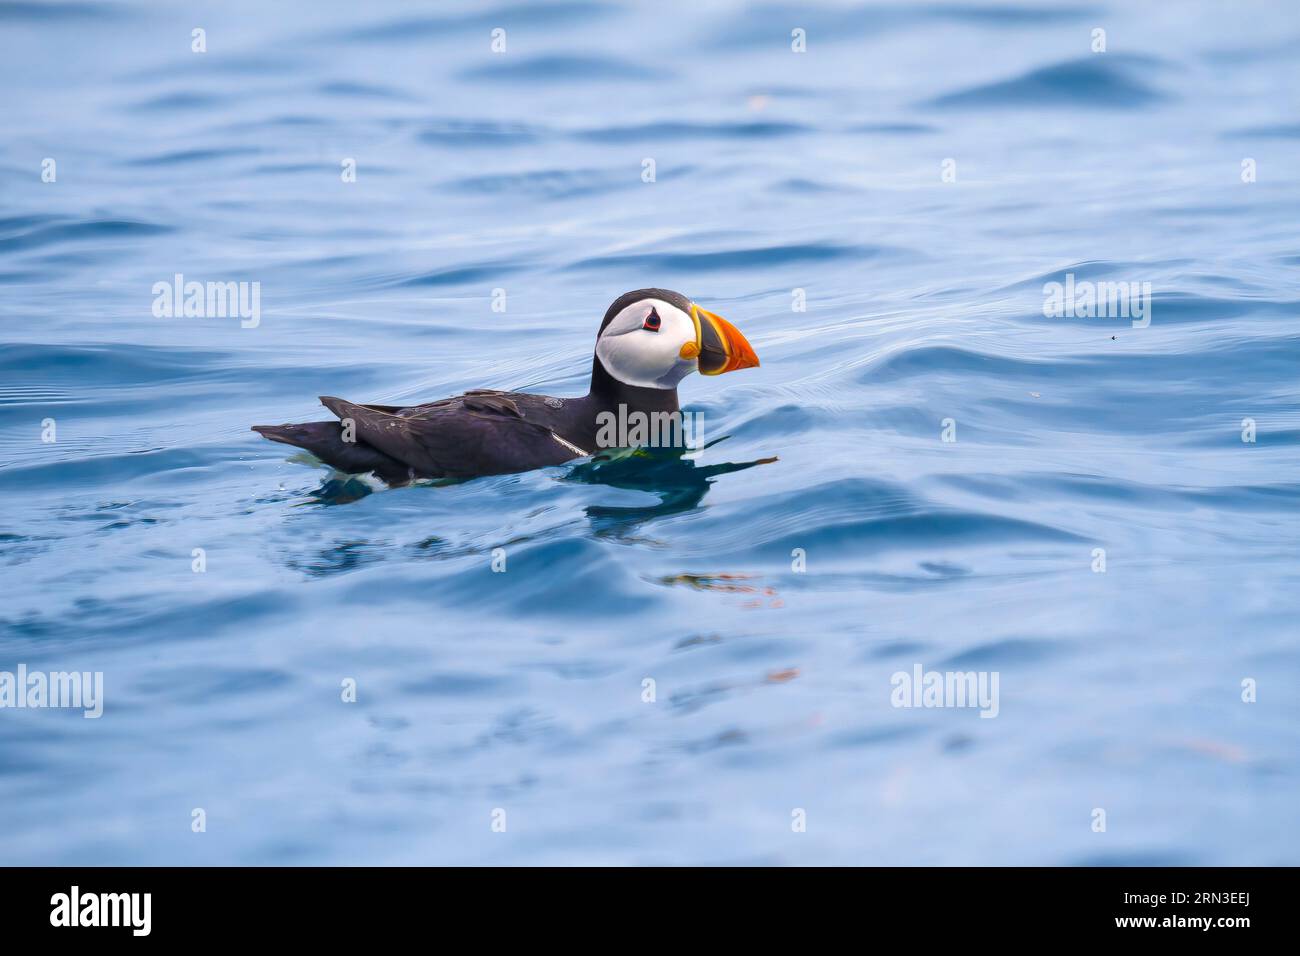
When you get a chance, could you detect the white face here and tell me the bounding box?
[595,298,697,389]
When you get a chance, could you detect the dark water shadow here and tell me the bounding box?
[298,439,777,528]
[563,439,778,537]
[307,474,382,506]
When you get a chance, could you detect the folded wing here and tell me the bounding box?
[315,393,579,478]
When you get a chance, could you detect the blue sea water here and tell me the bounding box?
[2,0,1298,865]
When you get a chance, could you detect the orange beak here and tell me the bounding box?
[688,304,760,376]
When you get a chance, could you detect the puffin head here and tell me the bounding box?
[594,288,759,389]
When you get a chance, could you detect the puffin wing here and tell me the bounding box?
[251,420,412,483]
[318,394,581,478]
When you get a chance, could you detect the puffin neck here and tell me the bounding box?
[585,353,680,415]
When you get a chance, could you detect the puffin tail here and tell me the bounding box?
[252,421,411,484]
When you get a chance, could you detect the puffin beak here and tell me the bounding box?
[689,304,760,376]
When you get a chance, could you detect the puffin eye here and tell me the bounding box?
[642,308,661,332]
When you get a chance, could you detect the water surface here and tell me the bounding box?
[2,0,1298,865]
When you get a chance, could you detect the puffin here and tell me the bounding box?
[252,289,759,483]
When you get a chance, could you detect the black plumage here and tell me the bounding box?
[253,289,708,483]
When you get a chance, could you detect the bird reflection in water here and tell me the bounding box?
[563,438,777,536]
[300,439,777,529]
